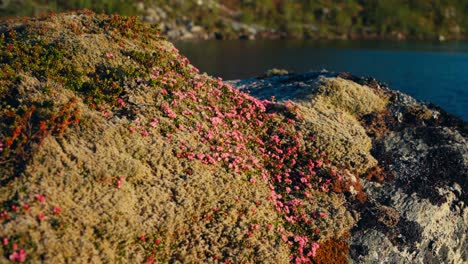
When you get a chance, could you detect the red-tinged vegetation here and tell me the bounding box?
[0,11,362,263]
[329,169,367,204]
[365,166,394,183]
[313,234,350,264]
[0,100,80,183]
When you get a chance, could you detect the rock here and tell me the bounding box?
[238,34,255,40]
[264,68,289,77]
[180,31,194,40]
[231,21,242,32]
[229,71,467,263]
[189,25,204,33]
[155,7,167,20]
[166,29,181,39]
[135,2,145,12]
[246,26,257,36]
[214,32,224,40]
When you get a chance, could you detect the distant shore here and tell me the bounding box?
[1,1,466,41]
[138,2,467,41]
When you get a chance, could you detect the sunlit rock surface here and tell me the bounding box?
[230,72,467,263]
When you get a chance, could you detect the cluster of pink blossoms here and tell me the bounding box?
[1,193,57,263]
[2,238,26,262]
[158,74,330,261]
[9,249,26,263]
[110,48,337,262]
[2,237,26,263]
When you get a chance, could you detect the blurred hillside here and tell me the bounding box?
[0,0,466,40]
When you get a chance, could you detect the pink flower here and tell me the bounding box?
[281,234,288,242]
[37,214,45,221]
[182,110,193,116]
[2,237,8,246]
[53,207,62,214]
[161,104,176,118]
[117,176,124,189]
[35,194,46,203]
[310,242,320,257]
[250,224,260,230]
[315,160,323,167]
[319,212,327,218]
[141,131,149,137]
[146,256,154,264]
[150,118,159,127]
[106,53,114,59]
[266,224,273,231]
[117,98,125,107]
[9,249,26,263]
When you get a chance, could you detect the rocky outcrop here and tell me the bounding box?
[0,11,466,264]
[136,1,274,40]
[230,72,467,263]
[0,12,360,263]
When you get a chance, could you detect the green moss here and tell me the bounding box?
[314,77,388,117]
[0,11,360,263]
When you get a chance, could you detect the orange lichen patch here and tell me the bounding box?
[330,169,367,204]
[313,234,350,264]
[364,166,394,183]
[360,109,394,138]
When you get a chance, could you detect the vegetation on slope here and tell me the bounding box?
[0,11,364,263]
[1,0,467,39]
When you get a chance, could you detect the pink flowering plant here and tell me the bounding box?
[0,12,351,263]
[113,52,337,262]
[103,45,338,262]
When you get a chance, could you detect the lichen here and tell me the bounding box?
[0,11,357,263]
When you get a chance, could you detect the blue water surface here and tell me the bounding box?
[175,40,468,120]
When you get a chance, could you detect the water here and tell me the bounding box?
[175,40,468,121]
